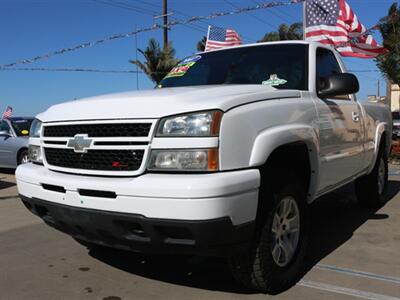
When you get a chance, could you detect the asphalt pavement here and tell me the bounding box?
[1,168,400,300]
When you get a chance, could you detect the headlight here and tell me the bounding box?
[30,119,42,138]
[148,149,218,171]
[157,110,222,137]
[28,145,43,164]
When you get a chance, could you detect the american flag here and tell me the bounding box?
[2,106,12,119]
[305,0,386,58]
[205,26,242,52]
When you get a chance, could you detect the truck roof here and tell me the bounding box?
[199,40,335,54]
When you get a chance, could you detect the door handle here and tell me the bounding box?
[352,111,360,122]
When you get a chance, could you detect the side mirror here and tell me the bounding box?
[0,130,11,137]
[318,73,359,99]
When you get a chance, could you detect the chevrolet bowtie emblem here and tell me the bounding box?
[67,134,93,153]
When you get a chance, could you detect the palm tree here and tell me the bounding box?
[376,3,400,85]
[258,22,303,42]
[130,38,178,84]
[197,36,207,52]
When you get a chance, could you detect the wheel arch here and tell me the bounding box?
[16,147,28,165]
[249,124,319,202]
[368,122,390,174]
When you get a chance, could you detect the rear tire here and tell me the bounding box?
[355,145,388,208]
[228,171,308,294]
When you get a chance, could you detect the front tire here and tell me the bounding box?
[228,176,308,294]
[18,149,29,165]
[355,146,388,208]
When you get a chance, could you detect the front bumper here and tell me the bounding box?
[16,163,260,256]
[20,195,254,256]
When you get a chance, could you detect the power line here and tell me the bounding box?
[109,0,158,15]
[129,0,253,41]
[349,70,384,81]
[253,0,301,23]
[275,5,300,22]
[0,67,174,75]
[251,0,295,24]
[133,0,215,28]
[91,0,155,16]
[107,0,209,34]
[349,70,380,72]
[93,0,209,36]
[92,0,207,34]
[0,0,305,68]
[224,0,277,30]
[0,67,143,74]
[94,0,210,38]
[130,0,256,41]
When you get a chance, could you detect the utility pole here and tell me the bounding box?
[378,79,380,98]
[163,0,168,49]
[386,80,392,108]
[135,25,139,90]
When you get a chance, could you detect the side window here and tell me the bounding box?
[0,121,11,132]
[316,48,350,100]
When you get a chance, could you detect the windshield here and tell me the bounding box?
[160,44,308,90]
[11,118,33,136]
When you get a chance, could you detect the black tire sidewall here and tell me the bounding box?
[228,175,309,294]
[18,150,29,165]
[377,153,389,200]
[355,147,388,208]
[256,182,308,290]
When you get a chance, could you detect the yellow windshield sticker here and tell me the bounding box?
[165,55,202,78]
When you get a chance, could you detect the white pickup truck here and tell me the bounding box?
[16,41,391,293]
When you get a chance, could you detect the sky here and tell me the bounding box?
[0,0,395,117]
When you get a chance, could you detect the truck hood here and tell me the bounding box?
[38,85,301,122]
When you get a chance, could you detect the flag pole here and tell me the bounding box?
[303,1,306,40]
[204,25,211,52]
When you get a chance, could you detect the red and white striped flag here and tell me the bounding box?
[2,106,12,119]
[205,26,242,52]
[305,0,386,58]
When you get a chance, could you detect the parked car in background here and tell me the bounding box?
[392,111,400,138]
[0,117,33,168]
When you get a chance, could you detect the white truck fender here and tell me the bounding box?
[368,122,390,174]
[249,124,320,201]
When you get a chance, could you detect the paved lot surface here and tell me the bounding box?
[1,168,400,300]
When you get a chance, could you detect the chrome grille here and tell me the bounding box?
[41,120,155,176]
[43,123,151,137]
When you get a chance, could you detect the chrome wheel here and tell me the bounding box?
[377,157,386,195]
[271,196,300,267]
[21,154,29,164]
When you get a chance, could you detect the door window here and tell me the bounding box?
[0,121,11,133]
[316,48,350,100]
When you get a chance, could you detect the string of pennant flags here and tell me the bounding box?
[0,67,143,74]
[0,0,306,69]
[0,66,383,75]
[0,0,389,71]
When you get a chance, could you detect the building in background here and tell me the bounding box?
[390,84,400,112]
[368,95,387,103]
